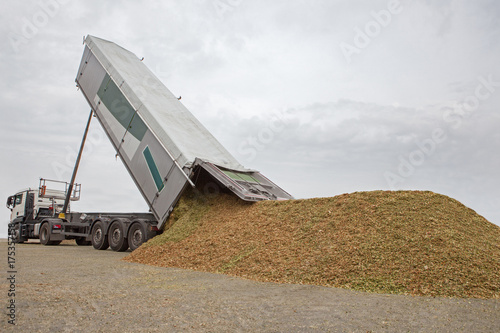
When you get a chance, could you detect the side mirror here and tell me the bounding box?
[6,196,14,210]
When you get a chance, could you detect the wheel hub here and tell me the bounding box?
[132,230,142,245]
[94,229,102,242]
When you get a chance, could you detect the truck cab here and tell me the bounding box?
[7,191,27,223]
[7,179,78,243]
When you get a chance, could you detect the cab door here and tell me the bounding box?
[10,193,25,222]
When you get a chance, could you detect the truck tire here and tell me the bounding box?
[9,224,24,244]
[75,237,91,246]
[128,223,146,251]
[91,221,109,250]
[108,221,129,252]
[39,223,62,246]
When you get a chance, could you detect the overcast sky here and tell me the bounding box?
[1,0,499,238]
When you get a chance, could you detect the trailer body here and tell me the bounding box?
[76,35,292,230]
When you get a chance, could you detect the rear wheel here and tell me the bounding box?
[39,223,61,246]
[91,221,109,250]
[128,223,146,251]
[108,221,129,252]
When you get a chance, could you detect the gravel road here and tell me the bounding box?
[1,240,499,332]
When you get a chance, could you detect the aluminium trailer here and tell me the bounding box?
[75,35,292,230]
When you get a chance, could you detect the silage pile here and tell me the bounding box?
[124,189,500,299]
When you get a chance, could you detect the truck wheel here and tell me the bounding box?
[10,224,24,244]
[91,221,109,250]
[108,221,129,252]
[39,223,61,246]
[128,223,146,251]
[75,237,91,246]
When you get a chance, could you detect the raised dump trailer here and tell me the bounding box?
[6,35,292,251]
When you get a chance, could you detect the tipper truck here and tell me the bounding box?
[6,35,293,251]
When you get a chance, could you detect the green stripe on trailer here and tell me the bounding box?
[143,146,164,191]
[97,74,147,141]
[222,170,260,183]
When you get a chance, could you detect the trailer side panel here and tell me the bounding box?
[76,42,189,228]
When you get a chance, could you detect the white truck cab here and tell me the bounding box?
[7,191,27,222]
[7,183,70,223]
[6,179,78,243]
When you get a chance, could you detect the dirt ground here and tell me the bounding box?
[1,240,499,332]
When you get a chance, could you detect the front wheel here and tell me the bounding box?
[91,221,109,250]
[9,224,24,244]
[128,223,146,251]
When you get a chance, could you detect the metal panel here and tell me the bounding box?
[194,159,293,201]
[76,41,190,228]
[76,47,106,110]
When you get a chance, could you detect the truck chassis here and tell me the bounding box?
[7,179,158,251]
